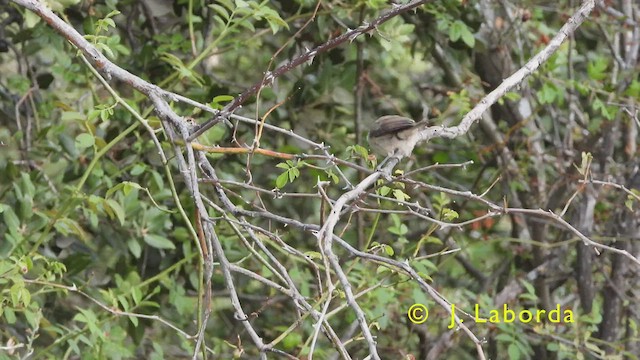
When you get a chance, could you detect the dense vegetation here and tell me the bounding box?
[1,0,638,359]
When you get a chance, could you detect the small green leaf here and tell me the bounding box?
[238,19,256,32]
[508,344,520,360]
[289,167,300,181]
[414,259,438,273]
[326,170,339,184]
[3,207,20,233]
[128,315,139,327]
[275,172,288,188]
[304,251,322,260]
[59,133,78,157]
[123,182,136,196]
[61,111,85,122]
[217,0,234,9]
[461,29,475,47]
[102,18,115,29]
[495,334,514,342]
[130,164,147,176]
[131,287,142,305]
[378,186,391,196]
[4,307,16,324]
[127,239,142,258]
[210,4,230,21]
[105,199,125,225]
[393,189,410,202]
[349,144,369,159]
[624,79,640,97]
[54,218,88,240]
[212,95,234,103]
[449,20,463,41]
[144,234,176,250]
[442,208,459,221]
[626,197,634,211]
[75,133,95,149]
[421,236,442,245]
[10,283,22,307]
[574,152,592,176]
[538,82,559,105]
[587,57,608,81]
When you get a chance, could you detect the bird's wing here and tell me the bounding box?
[369,115,415,138]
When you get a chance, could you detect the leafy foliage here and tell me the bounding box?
[1,0,639,359]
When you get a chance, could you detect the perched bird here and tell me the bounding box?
[368,115,429,159]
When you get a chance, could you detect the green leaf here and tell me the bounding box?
[75,133,95,149]
[508,343,520,360]
[19,195,33,221]
[275,172,288,188]
[3,207,20,233]
[61,111,85,122]
[144,234,176,250]
[626,197,634,211]
[388,222,408,237]
[574,152,592,176]
[461,28,475,48]
[130,164,147,176]
[54,218,88,240]
[4,307,16,324]
[24,11,41,28]
[325,170,339,184]
[123,182,136,196]
[521,280,536,297]
[592,97,616,120]
[211,95,234,109]
[255,6,288,33]
[160,53,204,86]
[433,192,451,211]
[495,333,514,342]
[210,4,230,21]
[442,208,459,221]
[421,235,442,245]
[304,251,322,260]
[127,238,142,258]
[449,20,463,41]
[10,282,22,307]
[238,19,256,32]
[131,287,142,305]
[349,144,369,159]
[624,79,640,98]
[217,0,234,9]
[19,172,35,198]
[538,82,559,105]
[587,57,608,81]
[392,189,410,202]
[413,259,438,273]
[58,133,78,157]
[128,315,139,327]
[105,199,126,225]
[378,186,391,196]
[101,18,115,29]
[289,167,300,182]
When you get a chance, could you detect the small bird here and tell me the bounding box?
[368,115,429,159]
